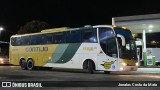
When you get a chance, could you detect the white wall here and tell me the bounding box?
[147,48,160,62]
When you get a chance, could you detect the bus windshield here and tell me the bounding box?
[114,27,137,60]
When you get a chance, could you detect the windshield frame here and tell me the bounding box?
[114,27,137,61]
[97,26,118,58]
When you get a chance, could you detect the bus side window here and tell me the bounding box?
[41,33,53,44]
[73,31,81,43]
[66,30,81,43]
[41,34,47,44]
[66,31,70,43]
[11,37,16,46]
[54,32,65,44]
[31,35,41,45]
[82,28,97,43]
[46,33,53,44]
[15,37,21,46]
[21,36,31,45]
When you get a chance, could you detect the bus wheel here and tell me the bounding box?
[27,59,34,70]
[104,71,110,74]
[88,60,95,74]
[20,59,27,70]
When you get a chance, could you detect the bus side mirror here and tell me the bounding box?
[117,34,125,46]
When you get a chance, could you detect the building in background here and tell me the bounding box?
[112,13,160,66]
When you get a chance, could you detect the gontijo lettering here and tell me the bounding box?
[26,47,48,52]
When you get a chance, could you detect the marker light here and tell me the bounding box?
[120,67,124,71]
[0,61,4,64]
[0,58,3,61]
[148,29,152,32]
[136,62,139,66]
[149,25,153,28]
[121,62,127,66]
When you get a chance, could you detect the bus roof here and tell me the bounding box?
[11,27,71,37]
[41,27,69,33]
[11,25,130,37]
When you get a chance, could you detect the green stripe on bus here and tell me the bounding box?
[47,43,81,63]
[48,44,69,63]
[56,43,81,63]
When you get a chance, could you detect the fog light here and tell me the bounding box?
[0,58,3,61]
[0,61,4,64]
[121,62,127,66]
[136,62,139,66]
[120,67,123,71]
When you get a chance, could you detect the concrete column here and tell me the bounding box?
[143,30,147,66]
[112,18,115,25]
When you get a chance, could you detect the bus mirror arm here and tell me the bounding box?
[117,34,125,46]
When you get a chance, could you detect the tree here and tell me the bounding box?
[18,20,51,34]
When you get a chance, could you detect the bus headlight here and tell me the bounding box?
[0,58,3,61]
[0,61,4,64]
[0,58,4,64]
[136,62,139,66]
[121,62,127,66]
[120,67,124,71]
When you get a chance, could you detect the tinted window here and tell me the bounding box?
[45,33,53,44]
[40,34,54,44]
[54,32,65,44]
[21,36,31,45]
[15,37,21,46]
[99,27,114,43]
[41,34,47,44]
[30,35,42,45]
[82,28,97,43]
[66,30,81,43]
[106,38,117,57]
[11,37,16,46]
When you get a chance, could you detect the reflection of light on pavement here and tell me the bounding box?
[118,74,160,79]
[10,66,18,69]
[142,75,160,79]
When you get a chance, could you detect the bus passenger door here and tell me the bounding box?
[98,37,118,71]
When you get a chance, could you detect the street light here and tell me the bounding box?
[0,27,4,40]
[0,27,3,31]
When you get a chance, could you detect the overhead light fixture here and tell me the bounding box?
[149,25,153,28]
[148,29,152,32]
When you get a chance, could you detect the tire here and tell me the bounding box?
[20,59,27,70]
[88,60,94,74]
[104,71,110,74]
[27,59,34,70]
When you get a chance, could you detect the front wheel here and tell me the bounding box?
[88,60,94,74]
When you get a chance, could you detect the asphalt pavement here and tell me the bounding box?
[0,65,160,90]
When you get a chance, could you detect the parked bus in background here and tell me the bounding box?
[0,41,9,64]
[9,25,138,74]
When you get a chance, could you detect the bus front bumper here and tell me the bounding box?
[119,65,138,71]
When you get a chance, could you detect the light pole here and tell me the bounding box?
[0,27,4,40]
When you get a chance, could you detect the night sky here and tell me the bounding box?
[0,0,160,42]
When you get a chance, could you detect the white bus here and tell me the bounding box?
[10,25,138,74]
